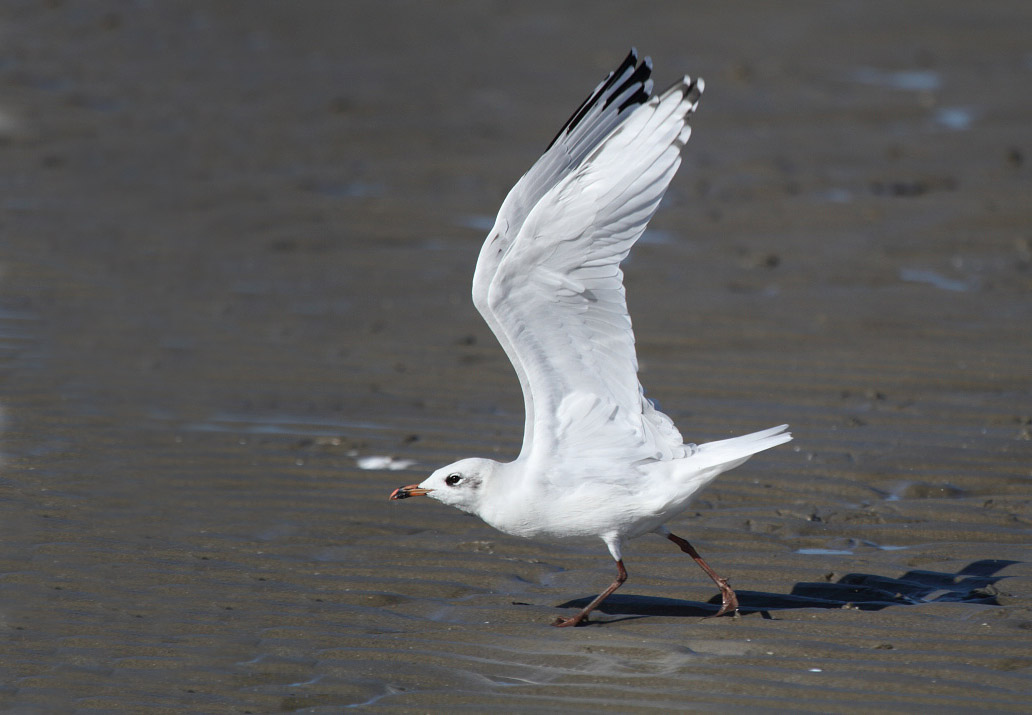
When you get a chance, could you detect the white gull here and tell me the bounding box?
[390,50,791,627]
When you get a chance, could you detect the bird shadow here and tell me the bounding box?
[555,558,1018,624]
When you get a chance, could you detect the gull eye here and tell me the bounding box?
[445,473,462,486]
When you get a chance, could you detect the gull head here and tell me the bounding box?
[388,457,500,514]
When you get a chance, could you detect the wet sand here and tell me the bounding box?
[1,1,1031,711]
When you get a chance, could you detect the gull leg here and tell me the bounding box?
[553,559,627,627]
[666,532,738,617]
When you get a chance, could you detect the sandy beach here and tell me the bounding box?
[1,1,1030,711]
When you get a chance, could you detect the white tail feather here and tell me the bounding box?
[684,424,792,474]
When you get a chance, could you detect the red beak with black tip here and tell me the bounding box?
[389,484,433,500]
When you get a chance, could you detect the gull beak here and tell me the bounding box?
[389,484,433,500]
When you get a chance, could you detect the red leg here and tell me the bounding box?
[666,532,738,617]
[553,559,628,627]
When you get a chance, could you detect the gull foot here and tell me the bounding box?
[709,602,739,618]
[707,578,739,618]
[552,615,585,627]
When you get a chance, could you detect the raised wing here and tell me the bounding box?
[473,53,703,466]
[472,51,654,453]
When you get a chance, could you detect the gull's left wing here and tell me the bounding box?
[472,54,704,467]
[472,51,655,457]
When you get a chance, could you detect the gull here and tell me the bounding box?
[390,50,791,627]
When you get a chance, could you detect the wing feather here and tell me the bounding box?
[473,54,703,466]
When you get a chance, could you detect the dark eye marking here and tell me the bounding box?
[445,474,462,486]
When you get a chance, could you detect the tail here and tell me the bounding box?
[685,424,792,474]
[652,425,791,514]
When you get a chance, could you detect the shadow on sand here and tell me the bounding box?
[556,559,1018,623]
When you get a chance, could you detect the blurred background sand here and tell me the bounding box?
[1,1,1030,711]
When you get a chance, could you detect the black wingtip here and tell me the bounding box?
[609,55,653,113]
[545,50,654,151]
